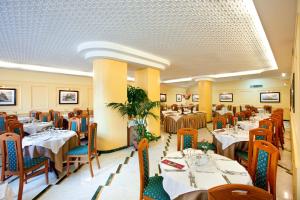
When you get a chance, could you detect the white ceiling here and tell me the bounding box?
[0,0,296,82]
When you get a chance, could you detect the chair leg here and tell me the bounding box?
[88,158,94,178]
[1,155,6,181]
[18,175,24,200]
[95,153,100,169]
[66,156,71,176]
[45,160,49,184]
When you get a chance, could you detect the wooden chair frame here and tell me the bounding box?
[0,132,49,200]
[66,123,100,177]
[6,114,18,121]
[8,122,24,138]
[68,117,81,145]
[235,112,245,121]
[212,116,227,130]
[138,138,151,200]
[249,141,279,200]
[208,184,273,200]
[259,120,273,132]
[0,114,7,133]
[177,128,198,151]
[39,112,51,122]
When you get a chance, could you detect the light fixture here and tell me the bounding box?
[281,73,286,77]
[162,77,193,84]
[206,69,265,78]
[127,77,135,81]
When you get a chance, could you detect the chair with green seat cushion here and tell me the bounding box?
[0,114,6,133]
[7,122,24,138]
[66,123,100,177]
[197,142,216,151]
[236,128,272,169]
[0,132,49,200]
[79,115,89,139]
[39,112,50,122]
[68,117,81,144]
[249,140,279,199]
[177,128,198,151]
[213,116,226,130]
[259,120,273,132]
[138,138,170,200]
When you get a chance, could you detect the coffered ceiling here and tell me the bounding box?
[0,0,296,81]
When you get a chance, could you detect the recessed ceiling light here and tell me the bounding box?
[162,77,193,83]
[281,73,286,77]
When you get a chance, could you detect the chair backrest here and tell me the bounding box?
[249,141,279,199]
[267,117,280,148]
[8,122,24,138]
[264,105,272,113]
[68,112,75,119]
[138,138,150,200]
[259,120,273,132]
[177,128,198,151]
[6,115,18,121]
[0,114,6,132]
[39,112,51,122]
[0,112,7,115]
[244,110,252,119]
[73,108,83,116]
[0,132,24,173]
[224,113,234,125]
[213,116,226,130]
[208,184,273,200]
[88,123,97,153]
[227,105,232,111]
[171,104,178,111]
[68,117,80,132]
[52,111,60,122]
[79,115,89,133]
[29,111,41,120]
[49,109,54,120]
[235,112,245,121]
[247,128,272,169]
[232,106,237,115]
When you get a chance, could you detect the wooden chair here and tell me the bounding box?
[271,113,284,148]
[236,128,272,169]
[171,104,178,111]
[8,122,24,138]
[66,123,100,177]
[232,106,237,115]
[259,120,273,132]
[0,112,7,115]
[224,113,234,126]
[138,138,170,200]
[244,110,252,120]
[73,108,83,116]
[68,117,81,145]
[6,114,18,121]
[177,128,198,151]
[52,111,61,127]
[227,105,232,111]
[39,112,51,122]
[0,113,7,133]
[79,114,89,138]
[29,111,41,120]
[264,105,272,114]
[212,116,226,130]
[266,117,281,149]
[68,112,75,119]
[208,184,273,200]
[249,141,279,200]
[235,112,245,121]
[48,109,54,120]
[0,132,49,200]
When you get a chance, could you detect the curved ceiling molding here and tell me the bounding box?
[77,41,170,70]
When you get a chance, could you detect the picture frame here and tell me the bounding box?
[160,93,167,102]
[219,93,233,102]
[290,73,295,113]
[0,88,16,106]
[260,92,280,103]
[176,94,182,102]
[192,94,199,102]
[59,90,79,104]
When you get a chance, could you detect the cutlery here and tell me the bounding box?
[223,170,247,176]
[196,170,215,173]
[165,156,183,159]
[222,174,231,184]
[164,169,186,172]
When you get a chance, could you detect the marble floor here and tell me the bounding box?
[2,122,293,200]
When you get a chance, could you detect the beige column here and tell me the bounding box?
[198,80,212,122]
[93,59,128,151]
[135,68,161,137]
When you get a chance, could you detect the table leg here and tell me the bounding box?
[50,161,59,179]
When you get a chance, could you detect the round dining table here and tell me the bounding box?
[23,121,54,134]
[160,149,252,200]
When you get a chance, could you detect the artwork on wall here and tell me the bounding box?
[219,93,233,102]
[160,93,167,102]
[260,92,280,103]
[192,94,199,102]
[290,73,295,113]
[59,90,79,104]
[0,88,16,106]
[176,94,182,102]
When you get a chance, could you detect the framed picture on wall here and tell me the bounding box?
[260,92,280,103]
[160,93,167,102]
[0,88,16,106]
[290,73,295,113]
[219,93,233,102]
[59,90,79,104]
[176,94,182,102]
[192,94,199,102]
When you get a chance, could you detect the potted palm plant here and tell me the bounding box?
[107,86,160,148]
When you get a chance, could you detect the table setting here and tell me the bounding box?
[23,121,54,135]
[160,149,252,200]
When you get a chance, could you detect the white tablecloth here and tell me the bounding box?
[215,109,233,115]
[18,116,33,123]
[212,128,249,150]
[22,130,77,154]
[160,150,252,200]
[23,121,53,134]
[0,182,14,200]
[237,121,259,131]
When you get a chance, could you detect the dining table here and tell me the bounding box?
[0,182,14,200]
[237,113,270,131]
[22,129,78,174]
[23,121,54,135]
[160,149,252,200]
[163,112,207,133]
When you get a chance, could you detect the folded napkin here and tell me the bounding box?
[194,172,227,190]
[215,160,246,173]
[161,159,185,169]
[161,159,187,170]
